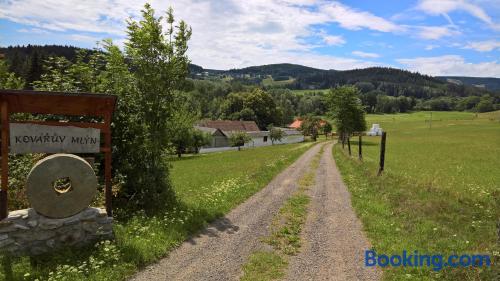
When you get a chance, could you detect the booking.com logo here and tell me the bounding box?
[365,250,492,271]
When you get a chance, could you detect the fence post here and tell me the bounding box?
[358,135,362,160]
[378,132,386,176]
[347,136,351,156]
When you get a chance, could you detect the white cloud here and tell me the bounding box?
[352,51,380,58]
[398,55,500,77]
[464,40,500,52]
[17,28,50,34]
[319,31,345,46]
[416,0,500,30]
[425,44,439,50]
[414,25,460,40]
[70,34,101,43]
[321,2,404,32]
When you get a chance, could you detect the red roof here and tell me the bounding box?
[288,118,327,129]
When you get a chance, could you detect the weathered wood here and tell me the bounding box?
[0,90,116,117]
[104,113,112,217]
[358,135,362,160]
[0,102,9,220]
[347,136,351,156]
[378,132,387,176]
[12,121,108,133]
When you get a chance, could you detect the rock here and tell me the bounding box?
[0,234,8,240]
[0,238,14,247]
[38,219,63,230]
[46,239,56,248]
[14,224,30,230]
[27,220,38,228]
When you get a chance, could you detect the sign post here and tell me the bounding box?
[0,90,117,220]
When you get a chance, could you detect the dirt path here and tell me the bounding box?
[285,143,381,281]
[130,143,324,281]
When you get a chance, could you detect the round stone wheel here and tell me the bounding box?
[26,154,98,218]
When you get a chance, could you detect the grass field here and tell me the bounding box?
[1,143,313,281]
[333,111,499,280]
[261,76,295,87]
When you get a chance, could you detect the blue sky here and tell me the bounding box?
[1,0,500,77]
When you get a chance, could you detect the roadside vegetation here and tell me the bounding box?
[241,145,323,281]
[0,142,313,281]
[333,111,500,280]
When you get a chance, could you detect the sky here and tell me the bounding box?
[1,0,500,77]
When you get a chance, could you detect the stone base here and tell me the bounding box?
[0,207,113,256]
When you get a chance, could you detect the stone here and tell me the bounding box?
[27,220,38,228]
[38,219,63,230]
[1,207,112,256]
[26,154,97,218]
[8,209,29,219]
[0,238,14,247]
[46,239,56,248]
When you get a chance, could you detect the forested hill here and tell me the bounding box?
[2,45,498,97]
[437,76,500,91]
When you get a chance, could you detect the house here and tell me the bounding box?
[195,120,304,153]
[288,118,328,129]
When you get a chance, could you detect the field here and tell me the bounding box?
[261,76,295,87]
[291,89,329,95]
[0,142,313,281]
[333,111,500,280]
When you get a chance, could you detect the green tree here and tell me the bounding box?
[0,59,25,89]
[322,121,333,138]
[191,129,212,153]
[123,3,192,209]
[268,125,284,145]
[230,131,252,151]
[300,115,321,141]
[327,86,366,142]
[243,88,277,129]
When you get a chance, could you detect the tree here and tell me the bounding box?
[122,3,192,209]
[300,115,321,141]
[191,129,212,153]
[268,125,284,145]
[322,121,333,138]
[243,88,278,129]
[327,86,366,143]
[230,131,252,151]
[0,59,25,89]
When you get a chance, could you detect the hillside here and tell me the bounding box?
[437,76,500,92]
[1,45,497,99]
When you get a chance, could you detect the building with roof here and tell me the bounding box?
[195,120,304,153]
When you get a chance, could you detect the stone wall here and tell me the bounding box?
[0,207,113,256]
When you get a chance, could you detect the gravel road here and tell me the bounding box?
[130,143,323,281]
[285,143,381,281]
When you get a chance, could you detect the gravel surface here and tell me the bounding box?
[129,143,323,281]
[285,143,381,281]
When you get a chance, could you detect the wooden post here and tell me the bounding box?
[378,132,387,176]
[104,113,112,217]
[347,136,351,156]
[0,102,9,220]
[341,133,345,149]
[358,135,362,160]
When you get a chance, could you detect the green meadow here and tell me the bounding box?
[1,143,313,281]
[334,111,500,280]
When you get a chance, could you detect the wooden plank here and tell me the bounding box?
[0,90,116,117]
[378,132,387,176]
[0,102,9,219]
[104,114,112,217]
[12,121,108,132]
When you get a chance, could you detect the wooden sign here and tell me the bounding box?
[10,123,100,154]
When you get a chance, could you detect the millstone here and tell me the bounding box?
[26,154,97,218]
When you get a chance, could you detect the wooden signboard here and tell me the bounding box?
[0,90,117,219]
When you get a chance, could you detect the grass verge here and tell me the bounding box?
[1,142,314,281]
[241,144,324,281]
